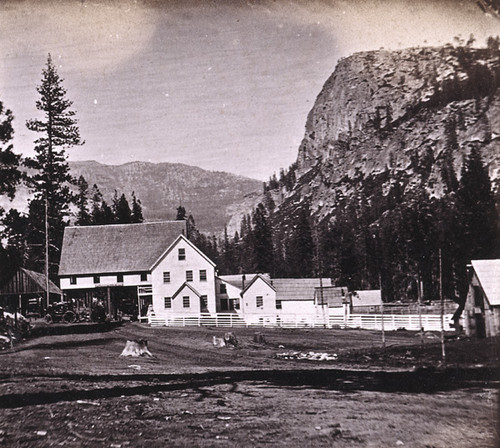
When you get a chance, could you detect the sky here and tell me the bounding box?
[0,0,499,180]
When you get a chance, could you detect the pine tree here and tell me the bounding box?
[286,206,314,277]
[131,191,144,223]
[114,193,132,224]
[75,175,91,226]
[176,206,186,220]
[0,100,21,199]
[251,203,274,274]
[0,99,21,283]
[24,54,83,280]
[456,145,498,261]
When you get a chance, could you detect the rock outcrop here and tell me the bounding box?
[275,44,500,223]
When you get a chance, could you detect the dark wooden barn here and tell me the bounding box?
[0,268,63,316]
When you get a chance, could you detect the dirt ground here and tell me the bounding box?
[0,322,498,447]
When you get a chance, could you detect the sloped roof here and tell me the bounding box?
[59,221,186,275]
[272,278,332,302]
[471,259,500,306]
[218,273,269,289]
[0,268,62,296]
[242,274,275,294]
[315,286,348,307]
[352,290,382,307]
[171,282,202,300]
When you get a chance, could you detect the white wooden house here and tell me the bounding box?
[240,275,333,316]
[58,221,216,319]
[464,259,500,338]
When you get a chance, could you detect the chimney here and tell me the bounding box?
[242,274,246,290]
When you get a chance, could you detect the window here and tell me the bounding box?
[117,274,124,283]
[178,248,186,261]
[70,276,77,285]
[183,296,190,308]
[276,300,282,310]
[256,296,263,308]
[140,273,148,282]
[93,275,100,284]
[200,295,208,310]
[164,297,172,309]
[220,283,227,294]
[199,270,207,281]
[186,270,193,282]
[163,272,170,283]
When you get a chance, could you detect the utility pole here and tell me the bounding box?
[45,192,50,309]
[417,270,424,347]
[439,248,446,363]
[379,271,385,349]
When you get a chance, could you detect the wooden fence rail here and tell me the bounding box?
[148,313,455,332]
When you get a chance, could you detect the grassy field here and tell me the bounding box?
[0,322,498,447]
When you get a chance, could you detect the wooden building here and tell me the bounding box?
[464,259,500,338]
[0,268,62,315]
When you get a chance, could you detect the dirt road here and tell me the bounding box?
[0,322,498,447]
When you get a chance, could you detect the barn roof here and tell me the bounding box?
[272,278,333,302]
[218,273,269,289]
[59,221,187,276]
[471,259,500,306]
[352,290,382,307]
[0,268,62,296]
[315,286,348,307]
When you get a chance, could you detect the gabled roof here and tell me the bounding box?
[471,259,500,306]
[171,282,202,300]
[218,273,269,290]
[241,274,275,295]
[151,234,216,271]
[352,290,382,307]
[0,268,62,296]
[315,286,348,307]
[59,221,186,276]
[272,278,333,302]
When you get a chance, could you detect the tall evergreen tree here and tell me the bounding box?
[114,193,132,224]
[75,175,91,226]
[24,54,83,279]
[456,145,498,261]
[0,99,21,283]
[0,100,21,199]
[251,203,274,274]
[286,206,314,277]
[131,191,144,223]
[176,205,186,221]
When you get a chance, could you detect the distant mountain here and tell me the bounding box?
[68,160,262,233]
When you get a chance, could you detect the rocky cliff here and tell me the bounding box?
[275,44,500,223]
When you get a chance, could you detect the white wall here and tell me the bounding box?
[241,278,277,314]
[60,273,150,290]
[151,238,216,315]
[280,300,316,315]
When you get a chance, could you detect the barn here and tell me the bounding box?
[463,259,500,338]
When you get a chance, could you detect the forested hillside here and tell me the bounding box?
[211,40,500,308]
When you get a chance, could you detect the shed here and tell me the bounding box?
[464,259,500,338]
[0,268,62,315]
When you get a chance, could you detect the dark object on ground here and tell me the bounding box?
[45,302,77,324]
[91,303,106,322]
[224,332,238,347]
[253,332,267,344]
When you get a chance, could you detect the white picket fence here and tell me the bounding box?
[148,312,455,332]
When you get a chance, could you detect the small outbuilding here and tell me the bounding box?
[463,259,500,338]
[0,268,63,316]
